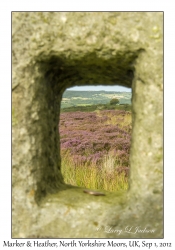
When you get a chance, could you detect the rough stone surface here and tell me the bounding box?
[12,12,163,238]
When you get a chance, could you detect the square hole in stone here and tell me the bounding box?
[12,12,163,239]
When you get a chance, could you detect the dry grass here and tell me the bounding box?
[106,112,131,128]
[61,151,128,192]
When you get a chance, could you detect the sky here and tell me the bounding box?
[67,85,131,92]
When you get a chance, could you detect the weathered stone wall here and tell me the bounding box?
[12,12,163,238]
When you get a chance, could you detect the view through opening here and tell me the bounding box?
[59,85,132,192]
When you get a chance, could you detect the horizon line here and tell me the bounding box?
[66,89,131,92]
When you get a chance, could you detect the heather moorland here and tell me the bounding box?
[59,108,132,192]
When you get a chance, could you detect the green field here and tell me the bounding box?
[61,103,131,113]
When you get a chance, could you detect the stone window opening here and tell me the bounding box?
[32,53,137,201]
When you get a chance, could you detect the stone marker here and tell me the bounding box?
[12,12,163,238]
